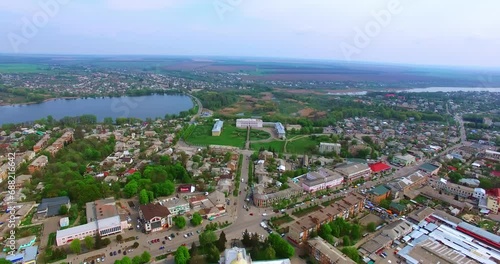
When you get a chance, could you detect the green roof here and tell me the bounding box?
[369,185,390,196]
[420,163,439,172]
[390,202,406,211]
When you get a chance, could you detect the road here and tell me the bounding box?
[188,94,203,124]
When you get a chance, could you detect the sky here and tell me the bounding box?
[1,0,500,68]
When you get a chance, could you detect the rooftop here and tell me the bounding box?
[307,237,356,264]
[419,162,440,173]
[212,120,224,132]
[368,185,390,196]
[368,162,391,173]
[139,203,171,221]
[335,162,370,176]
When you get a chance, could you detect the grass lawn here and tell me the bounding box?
[286,137,318,153]
[0,64,49,73]
[47,232,56,247]
[414,195,428,204]
[16,225,43,239]
[186,125,247,148]
[479,220,496,232]
[292,205,321,218]
[270,215,294,227]
[249,129,271,140]
[250,140,285,152]
[20,209,35,226]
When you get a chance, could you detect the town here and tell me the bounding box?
[0,81,499,264]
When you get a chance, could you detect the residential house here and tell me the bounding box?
[307,237,356,264]
[33,134,50,152]
[393,154,416,166]
[162,197,190,215]
[318,143,341,154]
[15,174,32,189]
[28,155,48,174]
[367,185,391,204]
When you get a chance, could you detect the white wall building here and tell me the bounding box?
[318,142,341,154]
[236,119,263,128]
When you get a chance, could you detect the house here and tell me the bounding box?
[236,118,263,128]
[335,162,371,182]
[307,237,356,264]
[15,174,32,189]
[252,182,303,208]
[37,196,71,218]
[359,234,392,256]
[28,155,48,174]
[208,190,226,208]
[393,154,416,166]
[368,162,391,174]
[385,171,428,199]
[301,168,344,193]
[432,178,474,198]
[419,162,441,175]
[139,203,172,232]
[367,185,391,204]
[485,150,500,162]
[162,197,190,215]
[212,120,223,136]
[389,202,407,215]
[318,142,341,154]
[144,131,157,137]
[33,134,50,152]
[381,219,412,240]
[275,122,286,139]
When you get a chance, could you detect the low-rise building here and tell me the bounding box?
[419,162,441,175]
[236,118,263,128]
[33,134,50,152]
[253,183,303,208]
[367,185,391,204]
[275,122,286,139]
[433,178,474,198]
[318,142,341,154]
[301,168,343,193]
[162,197,190,215]
[37,196,71,218]
[15,174,32,189]
[139,203,172,233]
[56,215,122,246]
[307,237,356,264]
[393,154,416,166]
[335,162,371,182]
[485,150,500,162]
[212,120,224,136]
[385,171,428,199]
[28,155,48,174]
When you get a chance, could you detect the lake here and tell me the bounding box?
[403,87,500,93]
[0,94,194,125]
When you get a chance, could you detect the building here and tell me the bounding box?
[33,134,50,152]
[359,234,392,256]
[178,184,195,193]
[236,118,263,128]
[385,171,428,199]
[318,142,341,154]
[393,154,416,166]
[419,162,441,175]
[483,188,500,214]
[368,162,391,174]
[252,183,303,208]
[37,196,71,218]
[220,247,291,264]
[15,174,32,189]
[275,122,286,139]
[367,185,391,204]
[360,220,413,256]
[335,162,371,182]
[307,237,356,264]
[300,168,343,193]
[212,120,224,136]
[85,197,128,231]
[485,150,500,162]
[28,155,48,174]
[56,215,122,246]
[433,178,474,198]
[162,197,190,215]
[287,193,365,244]
[139,203,172,233]
[1,245,38,264]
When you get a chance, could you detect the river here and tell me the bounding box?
[0,94,194,125]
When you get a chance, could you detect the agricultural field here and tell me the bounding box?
[185,124,270,148]
[0,63,50,73]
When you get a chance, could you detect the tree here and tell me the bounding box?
[121,257,132,264]
[343,235,351,246]
[242,229,251,247]
[267,233,294,258]
[116,234,123,243]
[367,222,376,232]
[175,245,190,264]
[379,199,391,209]
[350,224,361,240]
[95,234,103,249]
[123,180,139,198]
[139,189,149,205]
[70,239,81,254]
[199,230,217,249]
[189,242,198,256]
[262,246,276,260]
[59,205,68,215]
[206,245,221,263]
[84,236,94,249]
[174,216,187,229]
[132,256,142,264]
[216,231,227,252]
[319,224,332,239]
[341,247,360,263]
[141,251,151,263]
[0,259,12,264]
[190,212,203,226]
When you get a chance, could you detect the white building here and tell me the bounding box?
[275,122,286,139]
[56,215,123,246]
[236,119,263,128]
[318,142,341,154]
[301,168,344,193]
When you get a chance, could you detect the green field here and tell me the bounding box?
[250,140,285,152]
[186,125,269,148]
[286,137,319,153]
[0,64,49,73]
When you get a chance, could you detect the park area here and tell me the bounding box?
[186,125,270,148]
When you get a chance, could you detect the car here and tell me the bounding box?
[168,237,172,240]
[101,258,105,262]
[196,230,201,234]
[167,249,172,252]
[118,250,121,254]
[96,258,100,263]
[110,252,113,256]
[162,241,166,244]
[123,251,127,255]
[189,232,194,236]
[113,251,117,256]
[262,213,267,216]
[249,213,253,216]
[171,233,175,238]
[181,243,186,246]
[165,236,169,240]
[160,246,165,250]
[184,234,188,238]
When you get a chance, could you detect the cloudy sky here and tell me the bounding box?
[1,0,499,68]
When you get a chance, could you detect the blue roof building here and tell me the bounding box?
[212,120,224,136]
[275,122,286,139]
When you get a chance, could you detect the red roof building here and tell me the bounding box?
[369,162,391,173]
[491,171,500,177]
[486,188,500,198]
